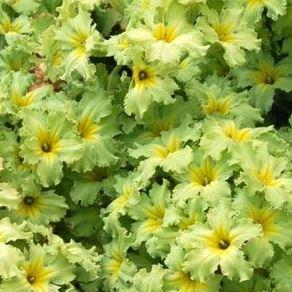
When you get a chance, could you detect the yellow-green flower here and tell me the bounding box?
[101,232,136,290]
[234,144,292,208]
[125,61,178,118]
[129,118,200,185]
[234,192,292,267]
[0,217,27,279]
[20,110,83,186]
[226,0,287,21]
[71,89,118,171]
[0,180,68,224]
[0,7,31,43]
[0,244,75,292]
[196,6,260,66]
[173,148,234,207]
[164,245,221,292]
[180,204,261,282]
[234,54,292,112]
[54,9,100,79]
[126,2,209,63]
[187,75,262,126]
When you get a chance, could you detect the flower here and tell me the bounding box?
[200,119,273,160]
[164,245,221,292]
[20,110,83,186]
[0,180,68,224]
[196,6,260,66]
[179,204,261,282]
[124,61,178,118]
[226,0,288,21]
[129,118,200,184]
[126,2,209,64]
[0,217,27,279]
[0,7,31,44]
[172,148,234,207]
[54,9,100,79]
[128,180,171,245]
[233,144,292,208]
[101,232,136,290]
[234,53,292,113]
[71,89,118,171]
[234,192,292,267]
[186,75,262,126]
[0,244,75,292]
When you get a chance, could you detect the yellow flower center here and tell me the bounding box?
[168,271,208,292]
[23,258,54,289]
[255,164,280,187]
[178,215,196,230]
[1,18,21,33]
[133,65,157,91]
[223,122,251,143]
[142,202,166,233]
[153,23,178,43]
[248,0,264,6]
[250,208,278,237]
[202,96,231,116]
[77,117,101,141]
[252,63,282,85]
[37,130,60,156]
[188,159,219,187]
[18,195,42,220]
[154,136,181,158]
[104,252,124,280]
[214,22,235,43]
[119,38,131,49]
[205,227,233,253]
[111,185,134,212]
[67,31,88,48]
[11,91,36,107]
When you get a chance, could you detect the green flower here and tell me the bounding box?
[0,6,31,44]
[200,119,272,160]
[0,244,75,292]
[132,265,166,292]
[54,9,100,79]
[172,148,234,207]
[0,129,33,179]
[0,180,68,224]
[164,245,221,292]
[129,118,200,184]
[71,89,118,171]
[1,71,52,114]
[196,6,260,66]
[187,75,262,126]
[126,2,209,64]
[128,180,172,246]
[226,0,287,21]
[0,217,27,279]
[101,232,136,291]
[20,110,83,187]
[179,204,261,282]
[6,0,40,15]
[103,174,140,218]
[234,53,292,113]
[124,61,178,118]
[234,192,292,267]
[233,144,292,208]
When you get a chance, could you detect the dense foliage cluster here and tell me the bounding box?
[0,0,291,291]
